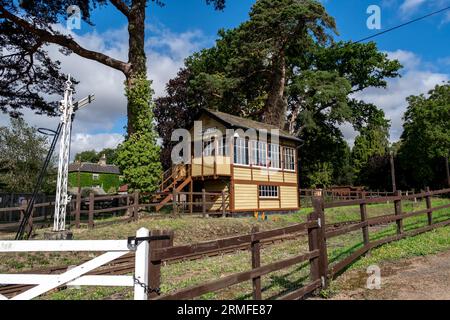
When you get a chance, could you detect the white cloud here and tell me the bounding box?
[70,133,125,157]
[400,0,426,14]
[398,0,450,23]
[352,49,449,143]
[386,50,421,69]
[339,123,358,148]
[1,22,210,158]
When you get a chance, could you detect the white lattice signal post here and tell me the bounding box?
[51,75,94,237]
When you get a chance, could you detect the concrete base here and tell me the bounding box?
[44,230,73,240]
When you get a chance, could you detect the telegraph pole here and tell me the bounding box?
[390,150,397,193]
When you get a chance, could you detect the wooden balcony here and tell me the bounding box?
[191,155,231,178]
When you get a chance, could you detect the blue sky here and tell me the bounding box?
[4,0,449,156]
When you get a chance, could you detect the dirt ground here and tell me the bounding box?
[328,250,450,300]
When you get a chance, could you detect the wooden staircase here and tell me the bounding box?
[153,164,192,211]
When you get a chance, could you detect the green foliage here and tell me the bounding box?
[74,150,99,163]
[74,148,119,165]
[298,122,353,187]
[155,0,401,185]
[398,82,450,189]
[68,172,121,193]
[116,75,162,193]
[307,162,333,188]
[351,109,390,184]
[0,118,56,193]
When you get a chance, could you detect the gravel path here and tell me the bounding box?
[329,250,450,300]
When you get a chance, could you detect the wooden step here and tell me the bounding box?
[156,177,192,211]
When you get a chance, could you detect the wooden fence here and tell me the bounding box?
[0,190,228,234]
[1,188,450,299]
[0,194,55,223]
[139,187,450,300]
[300,188,417,207]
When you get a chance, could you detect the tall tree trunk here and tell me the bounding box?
[126,0,147,136]
[263,52,287,129]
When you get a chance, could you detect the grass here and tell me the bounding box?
[2,197,450,300]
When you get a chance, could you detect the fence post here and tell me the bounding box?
[394,190,403,235]
[19,199,26,223]
[133,191,139,221]
[425,187,432,226]
[251,226,261,300]
[148,230,174,300]
[221,191,226,217]
[360,192,369,246]
[88,192,94,229]
[172,189,178,216]
[309,197,328,290]
[202,189,207,218]
[134,227,150,300]
[28,206,34,236]
[42,194,47,221]
[126,194,131,216]
[75,191,81,228]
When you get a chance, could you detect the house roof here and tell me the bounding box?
[68,162,121,175]
[201,108,302,143]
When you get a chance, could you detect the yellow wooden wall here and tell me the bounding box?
[204,181,228,211]
[233,183,299,211]
[280,186,298,208]
[234,184,258,210]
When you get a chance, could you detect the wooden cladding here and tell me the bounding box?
[233,183,298,211]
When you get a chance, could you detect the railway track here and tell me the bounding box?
[0,220,362,298]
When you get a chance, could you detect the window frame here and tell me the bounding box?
[268,143,281,169]
[258,185,279,199]
[234,137,249,166]
[217,136,230,157]
[283,147,296,171]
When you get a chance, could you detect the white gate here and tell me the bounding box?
[0,227,150,300]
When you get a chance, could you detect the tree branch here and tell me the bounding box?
[0,4,131,76]
[109,0,131,18]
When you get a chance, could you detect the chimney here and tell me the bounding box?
[98,154,107,166]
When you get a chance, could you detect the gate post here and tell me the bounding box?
[134,228,150,300]
[147,230,174,300]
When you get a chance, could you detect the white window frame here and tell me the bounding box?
[283,147,296,171]
[268,144,281,169]
[203,137,215,157]
[259,185,279,199]
[92,173,99,180]
[217,136,230,156]
[234,137,249,165]
[250,140,268,168]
